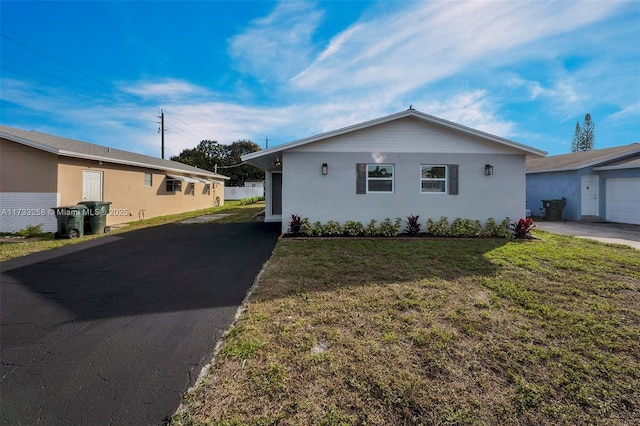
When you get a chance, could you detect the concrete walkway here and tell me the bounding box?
[534,221,640,249]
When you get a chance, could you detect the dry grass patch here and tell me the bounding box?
[173,233,640,426]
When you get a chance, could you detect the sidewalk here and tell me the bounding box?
[534,221,640,249]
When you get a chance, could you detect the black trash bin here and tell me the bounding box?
[79,201,112,234]
[51,205,89,238]
[542,198,567,221]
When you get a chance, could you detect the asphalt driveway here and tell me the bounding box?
[1,221,280,425]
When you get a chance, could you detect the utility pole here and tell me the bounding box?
[160,110,165,159]
[265,137,269,149]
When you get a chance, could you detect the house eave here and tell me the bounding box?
[1,130,229,180]
[242,109,546,168]
[57,150,230,180]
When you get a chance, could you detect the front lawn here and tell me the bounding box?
[173,232,639,425]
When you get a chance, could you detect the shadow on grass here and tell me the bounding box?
[253,237,508,302]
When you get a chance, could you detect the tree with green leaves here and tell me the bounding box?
[571,113,595,152]
[171,139,264,186]
[571,122,582,152]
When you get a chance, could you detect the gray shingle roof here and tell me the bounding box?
[526,144,640,173]
[0,125,229,180]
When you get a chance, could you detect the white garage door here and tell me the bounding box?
[606,178,640,225]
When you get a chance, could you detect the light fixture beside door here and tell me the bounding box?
[485,164,494,176]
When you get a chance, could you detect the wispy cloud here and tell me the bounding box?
[120,79,207,101]
[291,1,623,100]
[1,0,636,158]
[228,1,324,82]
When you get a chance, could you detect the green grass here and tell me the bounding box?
[173,231,640,425]
[0,201,264,261]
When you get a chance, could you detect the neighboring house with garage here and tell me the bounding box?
[241,108,546,233]
[0,125,229,233]
[526,144,640,224]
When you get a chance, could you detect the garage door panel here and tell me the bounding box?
[606,178,640,225]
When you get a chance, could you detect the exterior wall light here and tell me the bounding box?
[485,164,494,175]
[322,163,328,175]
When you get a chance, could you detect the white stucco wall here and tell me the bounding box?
[260,117,532,233]
[279,151,526,233]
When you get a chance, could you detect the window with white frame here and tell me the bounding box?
[144,172,152,186]
[421,165,447,193]
[367,164,394,193]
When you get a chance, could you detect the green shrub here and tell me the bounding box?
[448,218,483,237]
[239,196,264,205]
[309,221,324,237]
[322,220,343,236]
[365,219,378,237]
[427,216,449,237]
[483,217,510,238]
[343,221,365,237]
[18,224,44,238]
[378,218,402,237]
[482,217,511,238]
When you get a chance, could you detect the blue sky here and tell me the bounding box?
[1,0,639,158]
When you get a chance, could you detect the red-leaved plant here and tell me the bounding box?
[288,214,304,235]
[510,218,535,239]
[405,214,421,236]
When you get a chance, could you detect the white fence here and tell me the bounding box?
[0,192,60,232]
[224,186,264,200]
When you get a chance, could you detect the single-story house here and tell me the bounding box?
[526,144,640,224]
[241,108,547,233]
[0,125,229,233]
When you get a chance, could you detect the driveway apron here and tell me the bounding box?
[1,221,280,425]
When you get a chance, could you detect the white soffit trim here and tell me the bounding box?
[166,174,200,183]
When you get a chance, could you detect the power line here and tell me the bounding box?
[1,33,215,146]
[164,110,208,138]
[2,33,117,92]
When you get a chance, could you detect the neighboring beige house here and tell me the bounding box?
[0,126,229,233]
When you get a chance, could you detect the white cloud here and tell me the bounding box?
[120,79,207,100]
[416,91,515,138]
[228,1,324,82]
[291,0,623,100]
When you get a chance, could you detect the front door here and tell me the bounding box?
[83,170,103,201]
[271,172,282,215]
[580,174,599,216]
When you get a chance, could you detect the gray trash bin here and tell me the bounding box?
[542,198,567,221]
[51,205,89,238]
[78,201,112,234]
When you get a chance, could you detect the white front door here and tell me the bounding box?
[581,174,599,216]
[83,170,103,201]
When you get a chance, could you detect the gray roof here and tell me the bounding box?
[526,143,640,173]
[242,109,547,170]
[0,125,229,180]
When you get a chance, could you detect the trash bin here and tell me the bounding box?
[542,198,567,221]
[79,201,112,234]
[51,205,89,238]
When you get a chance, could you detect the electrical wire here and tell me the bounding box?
[1,33,214,141]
